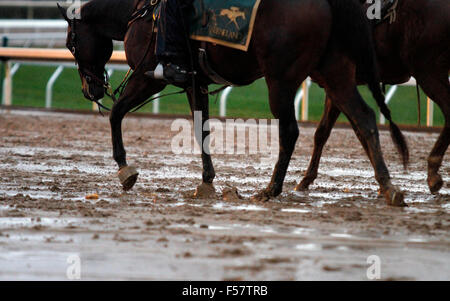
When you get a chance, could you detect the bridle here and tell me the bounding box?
[68,0,160,112]
[69,17,112,109]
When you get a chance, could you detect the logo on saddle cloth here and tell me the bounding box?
[220,7,246,30]
[190,0,262,52]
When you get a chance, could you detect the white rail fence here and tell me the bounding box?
[0,20,124,48]
[0,1,87,8]
[0,1,88,19]
[0,47,439,126]
[0,19,67,30]
[219,78,437,125]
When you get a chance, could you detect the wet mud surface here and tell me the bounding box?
[0,109,448,280]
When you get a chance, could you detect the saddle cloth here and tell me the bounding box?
[189,0,262,51]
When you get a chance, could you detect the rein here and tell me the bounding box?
[101,0,189,115]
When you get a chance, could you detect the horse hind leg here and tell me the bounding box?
[416,72,450,194]
[335,89,405,205]
[252,78,300,202]
[317,58,406,206]
[296,95,341,191]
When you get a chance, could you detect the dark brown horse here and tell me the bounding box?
[298,0,450,194]
[58,0,409,206]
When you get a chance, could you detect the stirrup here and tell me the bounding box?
[145,63,165,80]
[145,63,194,84]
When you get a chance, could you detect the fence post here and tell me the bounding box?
[2,61,12,106]
[294,88,304,121]
[301,78,310,121]
[380,85,398,125]
[45,65,64,108]
[427,97,434,127]
[219,86,233,117]
[0,36,8,106]
[153,94,160,114]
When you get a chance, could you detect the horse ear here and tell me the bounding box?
[57,3,70,22]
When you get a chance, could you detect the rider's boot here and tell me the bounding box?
[145,0,194,85]
[145,56,189,84]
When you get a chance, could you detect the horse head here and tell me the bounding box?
[58,3,113,102]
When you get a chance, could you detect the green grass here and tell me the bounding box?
[5,64,445,126]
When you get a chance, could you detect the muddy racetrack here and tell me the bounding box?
[0,109,449,280]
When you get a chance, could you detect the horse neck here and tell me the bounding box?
[90,21,128,42]
[81,0,139,41]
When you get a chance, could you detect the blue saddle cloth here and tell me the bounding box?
[189,0,262,51]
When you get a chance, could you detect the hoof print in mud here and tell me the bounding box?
[222,186,242,202]
[194,183,216,199]
[251,190,271,203]
[118,166,139,191]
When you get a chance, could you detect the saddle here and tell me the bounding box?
[151,0,261,86]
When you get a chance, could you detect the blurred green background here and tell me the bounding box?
[3,64,445,126]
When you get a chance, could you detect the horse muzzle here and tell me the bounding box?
[81,77,105,101]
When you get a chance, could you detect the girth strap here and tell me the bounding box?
[198,48,235,86]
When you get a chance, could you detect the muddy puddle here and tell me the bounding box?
[0,110,449,280]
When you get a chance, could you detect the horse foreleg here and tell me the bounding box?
[416,72,450,193]
[296,95,341,191]
[187,85,216,198]
[110,75,165,190]
[252,79,299,202]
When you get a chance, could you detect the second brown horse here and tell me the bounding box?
[298,0,449,194]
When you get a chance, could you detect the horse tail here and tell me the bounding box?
[326,0,409,169]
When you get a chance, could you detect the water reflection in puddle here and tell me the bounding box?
[330,233,353,239]
[4,233,76,243]
[292,228,315,235]
[296,243,322,251]
[0,162,112,176]
[213,203,267,212]
[405,207,439,214]
[281,208,310,213]
[0,217,81,228]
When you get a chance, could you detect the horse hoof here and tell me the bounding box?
[251,190,271,202]
[294,181,310,191]
[428,174,443,194]
[194,182,216,199]
[385,187,406,207]
[118,166,139,191]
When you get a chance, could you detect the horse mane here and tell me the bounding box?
[81,0,137,24]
